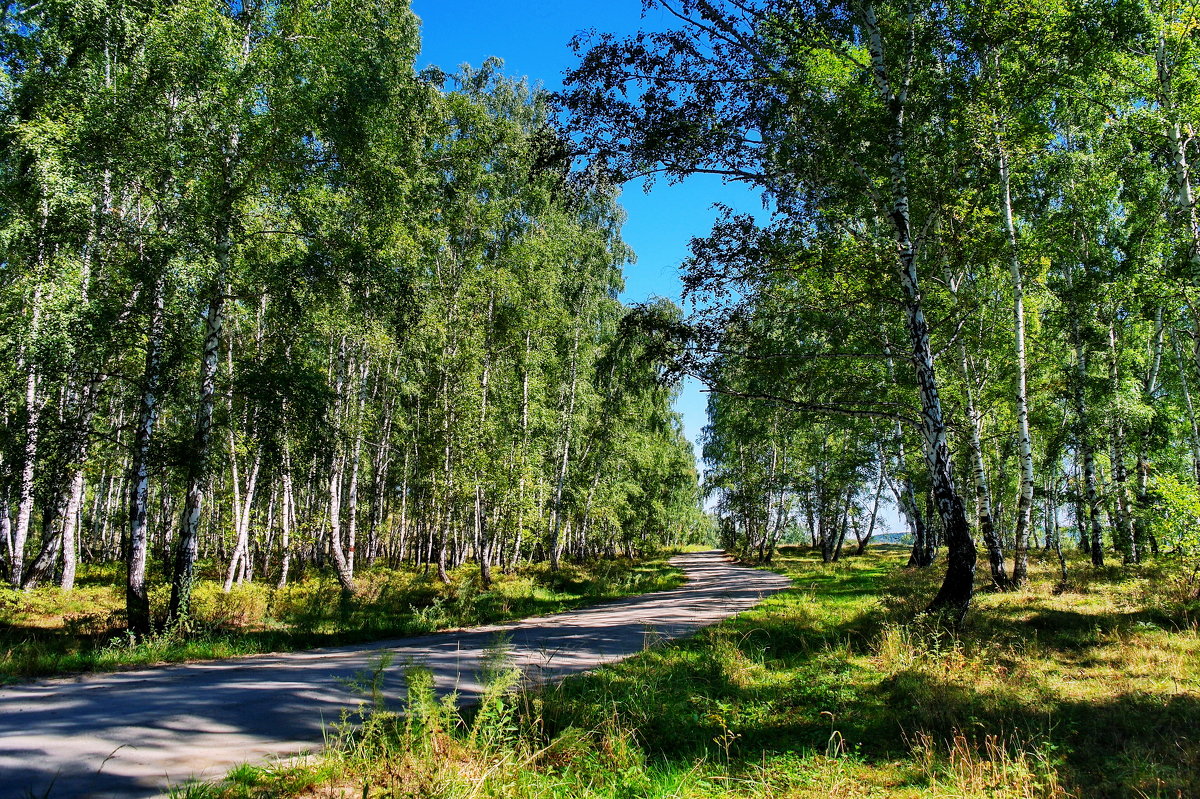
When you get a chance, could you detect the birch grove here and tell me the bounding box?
[0,0,706,631]
[564,0,1200,619]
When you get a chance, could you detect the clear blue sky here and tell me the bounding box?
[410,0,766,468]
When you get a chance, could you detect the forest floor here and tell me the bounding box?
[184,545,1200,799]
[0,554,688,682]
[0,550,790,799]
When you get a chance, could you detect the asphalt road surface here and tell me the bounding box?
[0,551,792,798]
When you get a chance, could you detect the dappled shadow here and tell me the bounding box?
[877,667,1200,798]
[542,613,1199,798]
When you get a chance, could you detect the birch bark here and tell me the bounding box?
[996,133,1035,586]
[862,2,975,617]
[128,272,166,634]
[11,282,43,589]
[168,243,226,625]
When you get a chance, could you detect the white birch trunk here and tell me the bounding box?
[1171,330,1200,482]
[997,136,1035,586]
[58,470,85,590]
[1107,323,1137,563]
[1065,268,1105,566]
[549,327,581,570]
[128,274,166,634]
[277,443,295,588]
[169,239,227,624]
[11,284,44,588]
[863,1,974,616]
[326,453,356,591]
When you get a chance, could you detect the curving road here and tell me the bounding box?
[0,551,791,798]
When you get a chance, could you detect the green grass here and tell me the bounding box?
[185,544,1200,799]
[0,555,684,682]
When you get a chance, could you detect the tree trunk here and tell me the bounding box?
[11,284,44,588]
[1171,330,1200,484]
[21,500,63,590]
[948,261,1008,588]
[277,444,295,588]
[168,262,225,626]
[1107,322,1137,564]
[856,451,886,556]
[1135,307,1165,555]
[1064,265,1105,566]
[863,1,975,619]
[223,445,261,591]
[997,134,1035,586]
[128,274,166,635]
[549,328,581,571]
[59,469,85,590]
[1157,33,1200,269]
[326,452,357,591]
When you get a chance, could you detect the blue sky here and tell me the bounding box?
[410,0,767,468]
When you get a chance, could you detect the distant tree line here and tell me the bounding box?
[0,0,705,633]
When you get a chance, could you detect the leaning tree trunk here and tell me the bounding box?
[864,0,975,619]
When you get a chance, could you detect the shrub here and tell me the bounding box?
[0,587,22,622]
[190,582,272,630]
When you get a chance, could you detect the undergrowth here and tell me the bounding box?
[0,556,684,682]
[182,545,1200,799]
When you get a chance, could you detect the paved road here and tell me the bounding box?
[0,551,791,798]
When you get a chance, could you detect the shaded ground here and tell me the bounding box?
[0,551,790,799]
